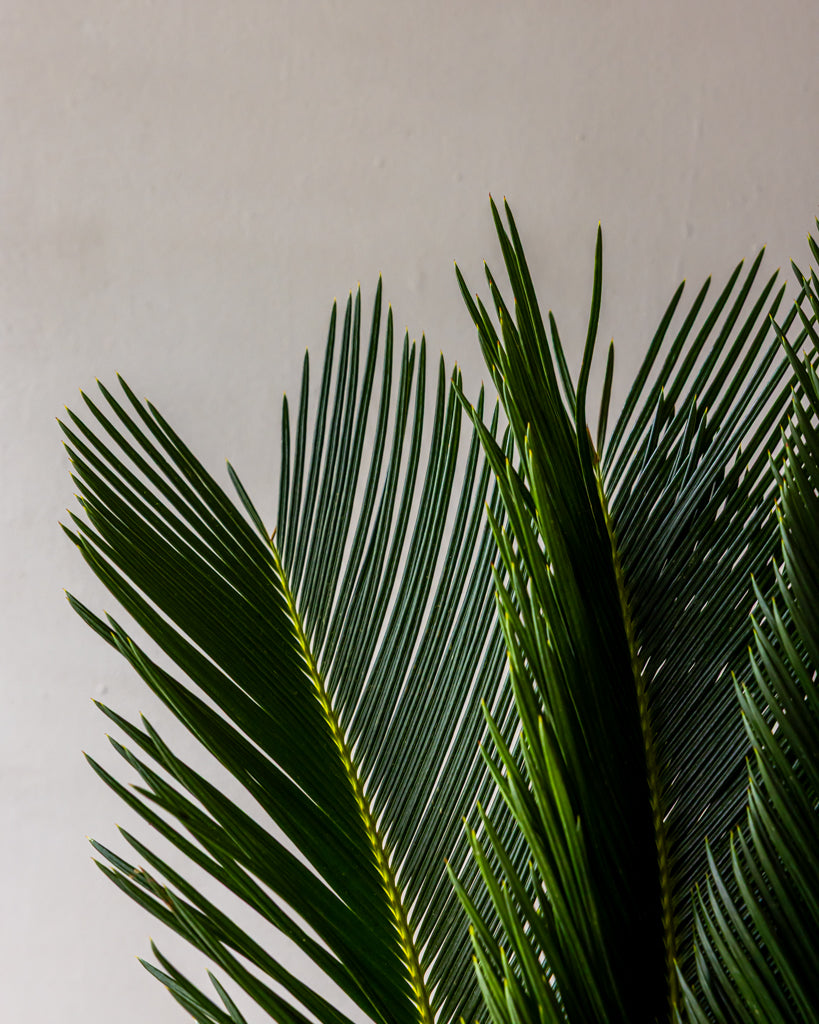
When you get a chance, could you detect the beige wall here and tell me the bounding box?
[2,2,817,1021]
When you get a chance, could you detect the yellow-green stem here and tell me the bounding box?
[595,473,678,1015]
[271,545,434,1024]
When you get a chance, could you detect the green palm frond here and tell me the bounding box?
[682,241,819,1024]
[452,199,807,1022]
[61,282,514,1024]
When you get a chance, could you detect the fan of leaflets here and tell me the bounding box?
[61,283,520,1024]
[682,238,819,1023]
[451,200,807,1023]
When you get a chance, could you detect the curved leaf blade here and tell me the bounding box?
[62,285,510,1024]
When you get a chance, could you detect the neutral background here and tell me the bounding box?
[2,2,818,1021]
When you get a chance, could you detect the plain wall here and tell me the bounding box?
[2,2,818,1021]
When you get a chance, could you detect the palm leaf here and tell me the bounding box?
[682,238,819,1023]
[452,199,805,1022]
[61,282,513,1024]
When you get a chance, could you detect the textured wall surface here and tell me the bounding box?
[2,2,817,1021]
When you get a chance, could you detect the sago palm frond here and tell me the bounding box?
[61,282,515,1024]
[682,241,819,1023]
[451,199,809,1023]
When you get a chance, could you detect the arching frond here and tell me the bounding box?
[453,199,803,1023]
[683,235,819,1023]
[61,282,512,1024]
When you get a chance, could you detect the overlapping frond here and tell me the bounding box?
[683,237,819,1023]
[601,246,804,992]
[61,282,512,1024]
[452,199,802,1022]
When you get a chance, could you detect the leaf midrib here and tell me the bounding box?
[271,541,434,1024]
[596,469,678,1016]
